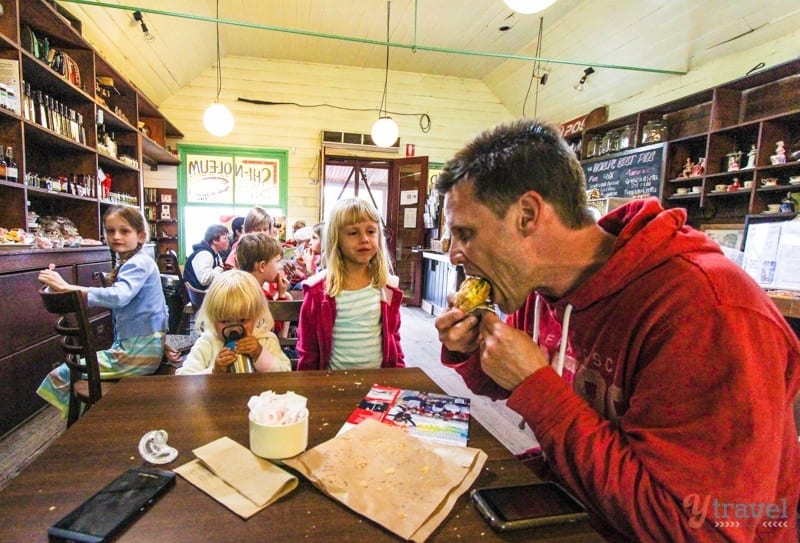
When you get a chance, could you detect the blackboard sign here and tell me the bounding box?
[581,143,665,199]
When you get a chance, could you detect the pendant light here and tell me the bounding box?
[203,0,234,137]
[504,0,557,14]
[370,1,399,148]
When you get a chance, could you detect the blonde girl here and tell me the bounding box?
[37,206,167,416]
[297,198,404,370]
[177,270,290,374]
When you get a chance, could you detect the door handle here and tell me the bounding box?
[410,245,423,253]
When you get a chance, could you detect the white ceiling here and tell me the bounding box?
[60,0,800,124]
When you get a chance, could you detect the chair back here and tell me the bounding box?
[184,281,207,312]
[39,286,103,426]
[268,299,303,369]
[157,249,182,279]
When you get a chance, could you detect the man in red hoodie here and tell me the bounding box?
[435,118,799,541]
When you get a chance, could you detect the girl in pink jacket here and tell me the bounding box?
[297,198,404,371]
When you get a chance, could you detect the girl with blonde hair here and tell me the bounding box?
[297,198,404,370]
[177,270,290,374]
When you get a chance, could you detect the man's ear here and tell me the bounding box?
[516,191,542,233]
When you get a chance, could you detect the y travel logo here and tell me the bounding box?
[683,494,791,530]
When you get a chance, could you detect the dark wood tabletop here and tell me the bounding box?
[0,368,603,542]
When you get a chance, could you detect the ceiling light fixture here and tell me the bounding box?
[132,10,154,41]
[574,66,594,92]
[203,0,234,137]
[370,1,399,148]
[504,0,557,15]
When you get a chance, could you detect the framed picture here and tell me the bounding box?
[700,223,744,251]
[161,194,172,203]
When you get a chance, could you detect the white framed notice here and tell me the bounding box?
[400,190,418,205]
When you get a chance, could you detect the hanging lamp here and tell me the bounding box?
[504,0,557,14]
[370,1,399,148]
[203,0,234,137]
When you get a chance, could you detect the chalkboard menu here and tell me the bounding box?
[581,143,665,199]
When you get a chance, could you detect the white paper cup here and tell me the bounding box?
[249,414,308,459]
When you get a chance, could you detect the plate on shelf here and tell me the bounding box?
[0,242,34,250]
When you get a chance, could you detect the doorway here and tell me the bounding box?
[322,153,428,306]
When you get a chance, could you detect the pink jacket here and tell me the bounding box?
[297,271,405,371]
[443,198,800,542]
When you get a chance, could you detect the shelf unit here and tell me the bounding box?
[580,58,800,226]
[0,0,183,437]
[144,187,179,255]
[0,0,182,242]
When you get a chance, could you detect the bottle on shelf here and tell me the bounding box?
[0,145,6,181]
[5,146,17,183]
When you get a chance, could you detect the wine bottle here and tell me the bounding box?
[4,146,17,183]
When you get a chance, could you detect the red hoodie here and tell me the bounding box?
[444,198,800,541]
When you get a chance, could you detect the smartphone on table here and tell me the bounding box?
[471,481,589,531]
[48,467,176,543]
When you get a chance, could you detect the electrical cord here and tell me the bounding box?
[237,97,431,132]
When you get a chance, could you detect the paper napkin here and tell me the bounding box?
[175,436,298,519]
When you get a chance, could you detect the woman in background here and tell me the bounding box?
[297,198,404,370]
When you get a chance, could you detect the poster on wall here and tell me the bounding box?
[234,158,280,205]
[185,154,234,203]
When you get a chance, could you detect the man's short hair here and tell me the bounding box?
[204,224,230,244]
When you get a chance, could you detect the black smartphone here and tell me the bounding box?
[471,482,589,531]
[48,467,176,543]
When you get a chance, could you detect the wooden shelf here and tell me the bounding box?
[580,57,800,226]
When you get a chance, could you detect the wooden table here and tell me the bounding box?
[0,369,602,542]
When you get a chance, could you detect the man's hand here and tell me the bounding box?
[477,312,548,390]
[435,307,481,355]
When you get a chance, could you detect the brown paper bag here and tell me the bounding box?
[284,419,487,542]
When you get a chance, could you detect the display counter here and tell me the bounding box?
[0,246,113,436]
[421,251,463,316]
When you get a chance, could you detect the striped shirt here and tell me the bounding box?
[330,285,382,370]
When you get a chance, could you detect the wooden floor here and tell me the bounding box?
[0,306,536,492]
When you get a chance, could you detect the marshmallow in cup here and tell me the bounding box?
[248,391,309,459]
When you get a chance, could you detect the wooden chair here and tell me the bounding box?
[39,286,111,427]
[268,299,303,369]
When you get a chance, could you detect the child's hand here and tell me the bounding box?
[276,270,290,297]
[213,347,236,373]
[38,267,74,292]
[234,336,263,360]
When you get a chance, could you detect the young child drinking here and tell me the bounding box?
[37,206,168,416]
[297,198,404,371]
[176,270,290,374]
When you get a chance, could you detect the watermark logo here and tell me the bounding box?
[683,494,790,529]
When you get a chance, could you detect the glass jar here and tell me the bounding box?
[586,135,602,158]
[617,125,634,150]
[600,129,620,155]
[641,119,667,144]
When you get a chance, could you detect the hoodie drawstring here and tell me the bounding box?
[532,296,573,377]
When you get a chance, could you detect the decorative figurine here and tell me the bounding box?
[690,157,706,177]
[744,145,757,169]
[681,157,695,178]
[727,152,740,172]
[728,178,741,192]
[770,141,787,165]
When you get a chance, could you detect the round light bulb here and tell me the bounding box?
[503,0,557,14]
[203,102,234,137]
[371,116,399,148]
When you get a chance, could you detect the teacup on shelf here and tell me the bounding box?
[761,178,779,186]
[675,187,689,195]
